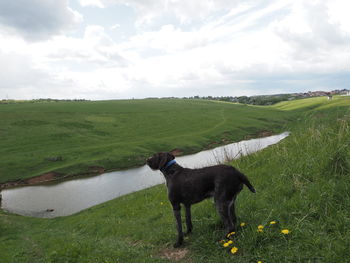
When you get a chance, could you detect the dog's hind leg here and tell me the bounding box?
[215,198,235,236]
[184,204,193,234]
[228,198,237,230]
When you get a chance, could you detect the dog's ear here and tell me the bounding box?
[158,152,175,169]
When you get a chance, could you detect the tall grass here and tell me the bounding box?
[227,110,350,262]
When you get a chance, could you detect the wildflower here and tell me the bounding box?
[160,202,164,205]
[223,242,229,247]
[258,261,263,263]
[281,229,290,235]
[270,221,277,225]
[240,222,246,227]
[227,232,235,238]
[227,240,233,245]
[230,247,238,254]
[258,225,264,229]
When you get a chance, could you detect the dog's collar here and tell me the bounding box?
[161,159,176,171]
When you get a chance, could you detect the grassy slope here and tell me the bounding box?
[0,99,293,183]
[0,96,349,263]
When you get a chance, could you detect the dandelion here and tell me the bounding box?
[281,229,290,235]
[223,242,229,247]
[258,261,263,263]
[270,221,277,225]
[230,247,238,254]
[227,232,235,238]
[227,240,233,245]
[257,225,264,232]
[240,222,246,227]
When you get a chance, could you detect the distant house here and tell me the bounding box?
[341,90,350,96]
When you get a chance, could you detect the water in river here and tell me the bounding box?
[1,132,289,218]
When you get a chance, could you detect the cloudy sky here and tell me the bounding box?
[0,0,350,100]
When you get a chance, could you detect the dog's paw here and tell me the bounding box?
[173,242,182,248]
[173,239,184,248]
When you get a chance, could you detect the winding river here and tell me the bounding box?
[1,132,289,218]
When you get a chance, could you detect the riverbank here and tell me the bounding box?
[0,99,295,186]
[0,97,349,263]
[0,129,282,190]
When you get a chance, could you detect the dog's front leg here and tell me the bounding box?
[172,204,184,248]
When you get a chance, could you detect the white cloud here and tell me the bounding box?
[0,24,130,99]
[271,0,350,74]
[111,24,121,30]
[79,0,105,8]
[93,0,243,26]
[327,0,350,35]
[0,0,82,41]
[1,0,350,99]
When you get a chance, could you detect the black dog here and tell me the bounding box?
[147,152,256,247]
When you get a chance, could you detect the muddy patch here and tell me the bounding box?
[170,149,184,156]
[258,130,274,137]
[26,172,62,184]
[158,248,190,262]
[0,166,108,189]
[0,172,63,190]
[245,130,274,139]
[206,141,219,149]
[88,166,105,173]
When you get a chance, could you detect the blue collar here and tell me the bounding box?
[162,159,176,171]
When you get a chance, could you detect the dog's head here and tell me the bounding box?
[146,152,175,170]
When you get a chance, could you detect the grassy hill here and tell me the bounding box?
[0,96,349,262]
[0,99,294,184]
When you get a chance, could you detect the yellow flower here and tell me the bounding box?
[230,247,238,254]
[258,261,263,263]
[223,242,229,247]
[258,225,264,230]
[270,221,277,225]
[257,229,263,233]
[281,229,290,235]
[240,222,246,227]
[160,202,164,205]
[227,232,235,238]
[227,240,233,245]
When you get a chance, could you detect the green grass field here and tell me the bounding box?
[0,99,294,184]
[0,96,349,263]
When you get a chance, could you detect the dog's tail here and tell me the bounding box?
[238,172,256,193]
